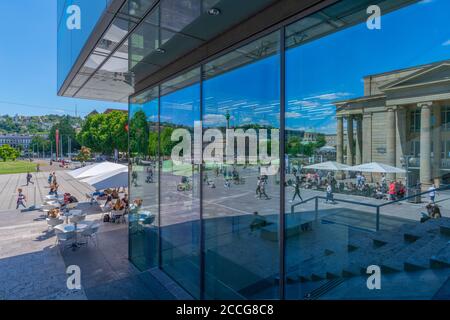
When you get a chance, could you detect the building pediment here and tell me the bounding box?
[380,62,450,91]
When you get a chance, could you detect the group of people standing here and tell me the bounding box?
[48,172,59,196]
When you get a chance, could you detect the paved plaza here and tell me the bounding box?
[0,169,189,300]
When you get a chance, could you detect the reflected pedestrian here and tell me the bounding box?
[291,176,303,203]
[325,183,334,204]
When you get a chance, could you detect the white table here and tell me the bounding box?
[55,222,90,251]
[63,209,83,223]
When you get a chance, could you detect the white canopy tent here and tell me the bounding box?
[348,162,406,173]
[304,161,351,171]
[68,161,127,179]
[81,167,128,190]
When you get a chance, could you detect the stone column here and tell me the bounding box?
[355,115,363,165]
[386,107,396,180]
[362,112,372,164]
[395,107,407,181]
[433,104,442,187]
[419,102,433,190]
[336,115,344,164]
[346,115,354,166]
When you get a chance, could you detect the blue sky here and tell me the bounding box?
[0,0,126,117]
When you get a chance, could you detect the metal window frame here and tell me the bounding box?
[127,0,347,300]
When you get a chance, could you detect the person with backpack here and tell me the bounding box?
[16,189,26,209]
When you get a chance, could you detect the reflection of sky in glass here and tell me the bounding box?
[130,1,450,134]
[286,0,450,134]
[160,83,200,127]
[130,98,158,121]
[203,55,280,128]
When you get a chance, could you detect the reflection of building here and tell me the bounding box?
[335,59,450,187]
[0,134,32,150]
[302,132,318,143]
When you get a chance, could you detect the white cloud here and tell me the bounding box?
[304,92,352,101]
[203,114,226,125]
[285,112,301,119]
[442,40,450,46]
[419,0,434,4]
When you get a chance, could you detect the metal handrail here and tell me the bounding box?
[290,186,450,231]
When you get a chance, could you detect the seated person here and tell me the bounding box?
[113,199,125,211]
[112,189,120,199]
[249,211,272,232]
[48,208,60,218]
[374,187,384,200]
[105,193,113,206]
[397,184,406,199]
[121,194,129,208]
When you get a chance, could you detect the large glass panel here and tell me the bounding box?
[57,0,110,90]
[129,87,159,270]
[160,69,201,298]
[285,0,450,300]
[203,32,281,299]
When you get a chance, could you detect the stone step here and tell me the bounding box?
[403,219,443,241]
[380,235,435,272]
[430,243,450,269]
[404,236,450,271]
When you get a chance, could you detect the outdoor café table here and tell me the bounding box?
[55,222,90,251]
[63,209,83,223]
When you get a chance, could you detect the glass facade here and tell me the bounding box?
[57,0,111,91]
[129,0,450,299]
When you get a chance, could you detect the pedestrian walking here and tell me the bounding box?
[428,184,437,203]
[26,172,34,186]
[259,179,269,200]
[325,183,334,204]
[255,177,261,198]
[291,176,303,202]
[16,188,27,209]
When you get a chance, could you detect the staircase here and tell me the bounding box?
[286,217,450,299]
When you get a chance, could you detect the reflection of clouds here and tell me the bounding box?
[162,101,194,110]
[286,112,301,119]
[442,40,450,46]
[203,114,226,125]
[303,92,351,101]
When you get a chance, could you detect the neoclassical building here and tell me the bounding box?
[335,59,450,188]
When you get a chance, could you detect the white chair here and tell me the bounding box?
[81,223,100,247]
[111,209,125,224]
[100,204,111,220]
[46,217,64,230]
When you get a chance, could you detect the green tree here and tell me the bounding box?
[76,146,92,162]
[77,114,105,153]
[160,126,176,157]
[315,134,327,149]
[0,144,19,161]
[77,111,128,156]
[287,136,302,156]
[129,110,149,156]
[105,111,128,154]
